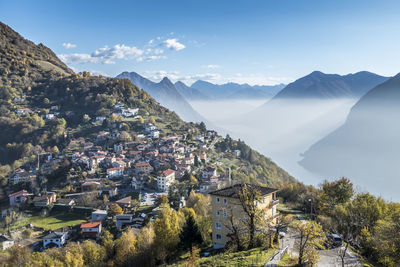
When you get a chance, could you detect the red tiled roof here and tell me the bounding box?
[135,162,150,167]
[8,190,28,198]
[81,221,101,228]
[161,169,175,177]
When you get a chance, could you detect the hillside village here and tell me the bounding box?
[0,99,244,251]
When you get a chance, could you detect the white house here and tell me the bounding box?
[145,123,157,132]
[43,231,68,249]
[157,169,176,192]
[150,130,160,138]
[202,167,217,179]
[45,114,55,120]
[107,167,124,178]
[92,210,107,222]
[116,214,133,229]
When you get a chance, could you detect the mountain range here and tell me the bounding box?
[190,80,285,100]
[116,72,209,125]
[299,73,400,198]
[271,70,389,99]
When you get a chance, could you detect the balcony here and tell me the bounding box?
[268,199,279,208]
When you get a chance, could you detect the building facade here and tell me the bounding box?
[209,183,279,249]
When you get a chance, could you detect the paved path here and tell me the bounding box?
[267,212,362,266]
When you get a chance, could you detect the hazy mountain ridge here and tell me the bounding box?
[272,71,389,99]
[190,80,285,100]
[116,72,209,124]
[174,81,210,101]
[299,73,400,198]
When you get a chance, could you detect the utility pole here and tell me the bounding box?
[308,198,313,220]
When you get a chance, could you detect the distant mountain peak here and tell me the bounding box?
[160,76,173,85]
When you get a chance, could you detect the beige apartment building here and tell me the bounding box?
[209,183,279,249]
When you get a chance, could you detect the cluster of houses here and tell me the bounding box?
[4,114,237,251]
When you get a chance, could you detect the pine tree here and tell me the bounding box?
[179,213,203,252]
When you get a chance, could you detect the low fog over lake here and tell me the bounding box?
[190,99,366,191]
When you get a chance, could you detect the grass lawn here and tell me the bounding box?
[171,247,276,267]
[277,252,298,267]
[12,212,88,231]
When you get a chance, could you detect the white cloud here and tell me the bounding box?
[162,38,185,51]
[59,36,185,65]
[89,70,110,77]
[62,42,77,49]
[92,44,144,60]
[58,53,98,64]
[203,64,220,69]
[137,55,167,62]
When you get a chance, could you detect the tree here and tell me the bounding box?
[237,184,263,248]
[153,205,181,263]
[155,195,169,206]
[179,213,203,253]
[293,221,325,266]
[199,122,207,133]
[109,203,123,216]
[114,228,137,266]
[100,230,115,261]
[224,208,246,251]
[319,177,354,214]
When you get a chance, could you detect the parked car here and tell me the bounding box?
[324,233,343,248]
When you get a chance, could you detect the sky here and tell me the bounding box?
[1,0,400,85]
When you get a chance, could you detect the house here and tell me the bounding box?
[0,235,14,250]
[56,198,75,207]
[145,123,157,132]
[8,168,31,183]
[157,169,176,192]
[116,214,133,229]
[209,184,279,249]
[150,130,160,138]
[131,177,143,190]
[16,108,32,114]
[199,153,207,162]
[95,116,106,121]
[8,190,28,207]
[92,210,107,222]
[202,167,217,179]
[116,196,131,208]
[81,181,101,192]
[45,114,55,120]
[33,192,57,207]
[80,222,102,238]
[135,162,153,175]
[98,187,118,198]
[107,167,124,178]
[43,231,68,249]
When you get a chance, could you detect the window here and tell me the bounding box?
[216,197,220,203]
[216,234,222,240]
[223,198,227,205]
[272,207,274,217]
[216,222,222,229]
[216,211,220,216]
[223,211,227,218]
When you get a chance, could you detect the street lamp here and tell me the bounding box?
[308,198,313,220]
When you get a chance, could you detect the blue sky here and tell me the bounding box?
[1,0,400,85]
